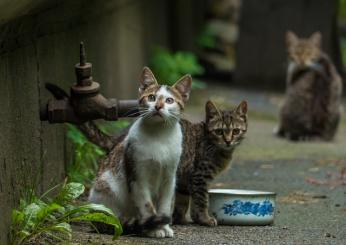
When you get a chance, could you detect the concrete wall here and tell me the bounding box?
[0,0,169,243]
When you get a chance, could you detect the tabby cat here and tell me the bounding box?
[276,31,343,141]
[173,100,248,226]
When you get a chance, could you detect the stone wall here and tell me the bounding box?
[0,0,169,243]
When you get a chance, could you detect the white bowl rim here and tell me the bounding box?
[208,188,276,196]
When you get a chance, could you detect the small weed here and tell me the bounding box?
[66,124,105,187]
[10,181,122,245]
[66,120,129,187]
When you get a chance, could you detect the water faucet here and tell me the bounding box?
[40,42,139,124]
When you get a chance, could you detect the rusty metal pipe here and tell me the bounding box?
[40,42,139,124]
[41,97,139,124]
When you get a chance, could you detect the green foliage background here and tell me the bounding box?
[339,0,346,67]
[150,47,206,89]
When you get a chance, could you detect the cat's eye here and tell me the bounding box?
[148,94,156,102]
[166,97,174,104]
[215,129,223,135]
[233,128,240,135]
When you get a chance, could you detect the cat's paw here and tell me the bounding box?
[173,211,189,225]
[273,126,285,137]
[162,224,174,238]
[198,216,218,227]
[173,216,189,225]
[140,215,171,228]
[145,228,166,238]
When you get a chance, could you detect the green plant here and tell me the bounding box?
[66,120,129,187]
[340,0,346,21]
[150,47,206,89]
[196,26,217,49]
[10,182,122,245]
[341,37,346,68]
[66,124,105,187]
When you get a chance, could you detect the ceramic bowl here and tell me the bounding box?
[208,189,276,225]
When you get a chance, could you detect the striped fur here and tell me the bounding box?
[174,101,248,226]
[276,31,343,141]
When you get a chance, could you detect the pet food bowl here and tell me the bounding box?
[208,189,276,225]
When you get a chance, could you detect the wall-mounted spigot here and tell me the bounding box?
[40,42,139,124]
[72,42,99,92]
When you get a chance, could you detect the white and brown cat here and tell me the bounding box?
[88,67,192,238]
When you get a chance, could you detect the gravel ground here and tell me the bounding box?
[72,84,346,244]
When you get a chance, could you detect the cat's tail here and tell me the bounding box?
[45,83,117,153]
[123,216,172,235]
[78,121,124,153]
[92,216,171,236]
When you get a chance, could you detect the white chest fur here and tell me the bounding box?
[127,118,183,167]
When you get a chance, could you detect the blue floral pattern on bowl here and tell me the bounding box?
[222,199,274,216]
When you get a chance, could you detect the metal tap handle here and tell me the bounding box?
[40,42,139,124]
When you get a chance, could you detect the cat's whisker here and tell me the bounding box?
[168,118,175,127]
[141,111,153,120]
[177,111,190,119]
[121,105,149,116]
[139,112,149,119]
[164,117,171,128]
[168,112,180,122]
[124,109,148,118]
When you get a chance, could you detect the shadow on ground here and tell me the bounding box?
[72,83,346,244]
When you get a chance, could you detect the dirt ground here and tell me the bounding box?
[72,83,346,244]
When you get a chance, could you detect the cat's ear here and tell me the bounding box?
[173,74,192,102]
[286,31,298,47]
[310,31,322,48]
[139,67,158,94]
[236,100,248,115]
[205,100,221,122]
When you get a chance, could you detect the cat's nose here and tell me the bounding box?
[225,141,231,146]
[155,105,163,111]
[155,98,165,111]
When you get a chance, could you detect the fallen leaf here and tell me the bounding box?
[305,167,346,188]
[308,167,320,172]
[260,164,274,169]
[278,191,325,204]
[305,177,326,185]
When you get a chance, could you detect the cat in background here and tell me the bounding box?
[174,100,248,226]
[276,31,343,141]
[46,67,192,238]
